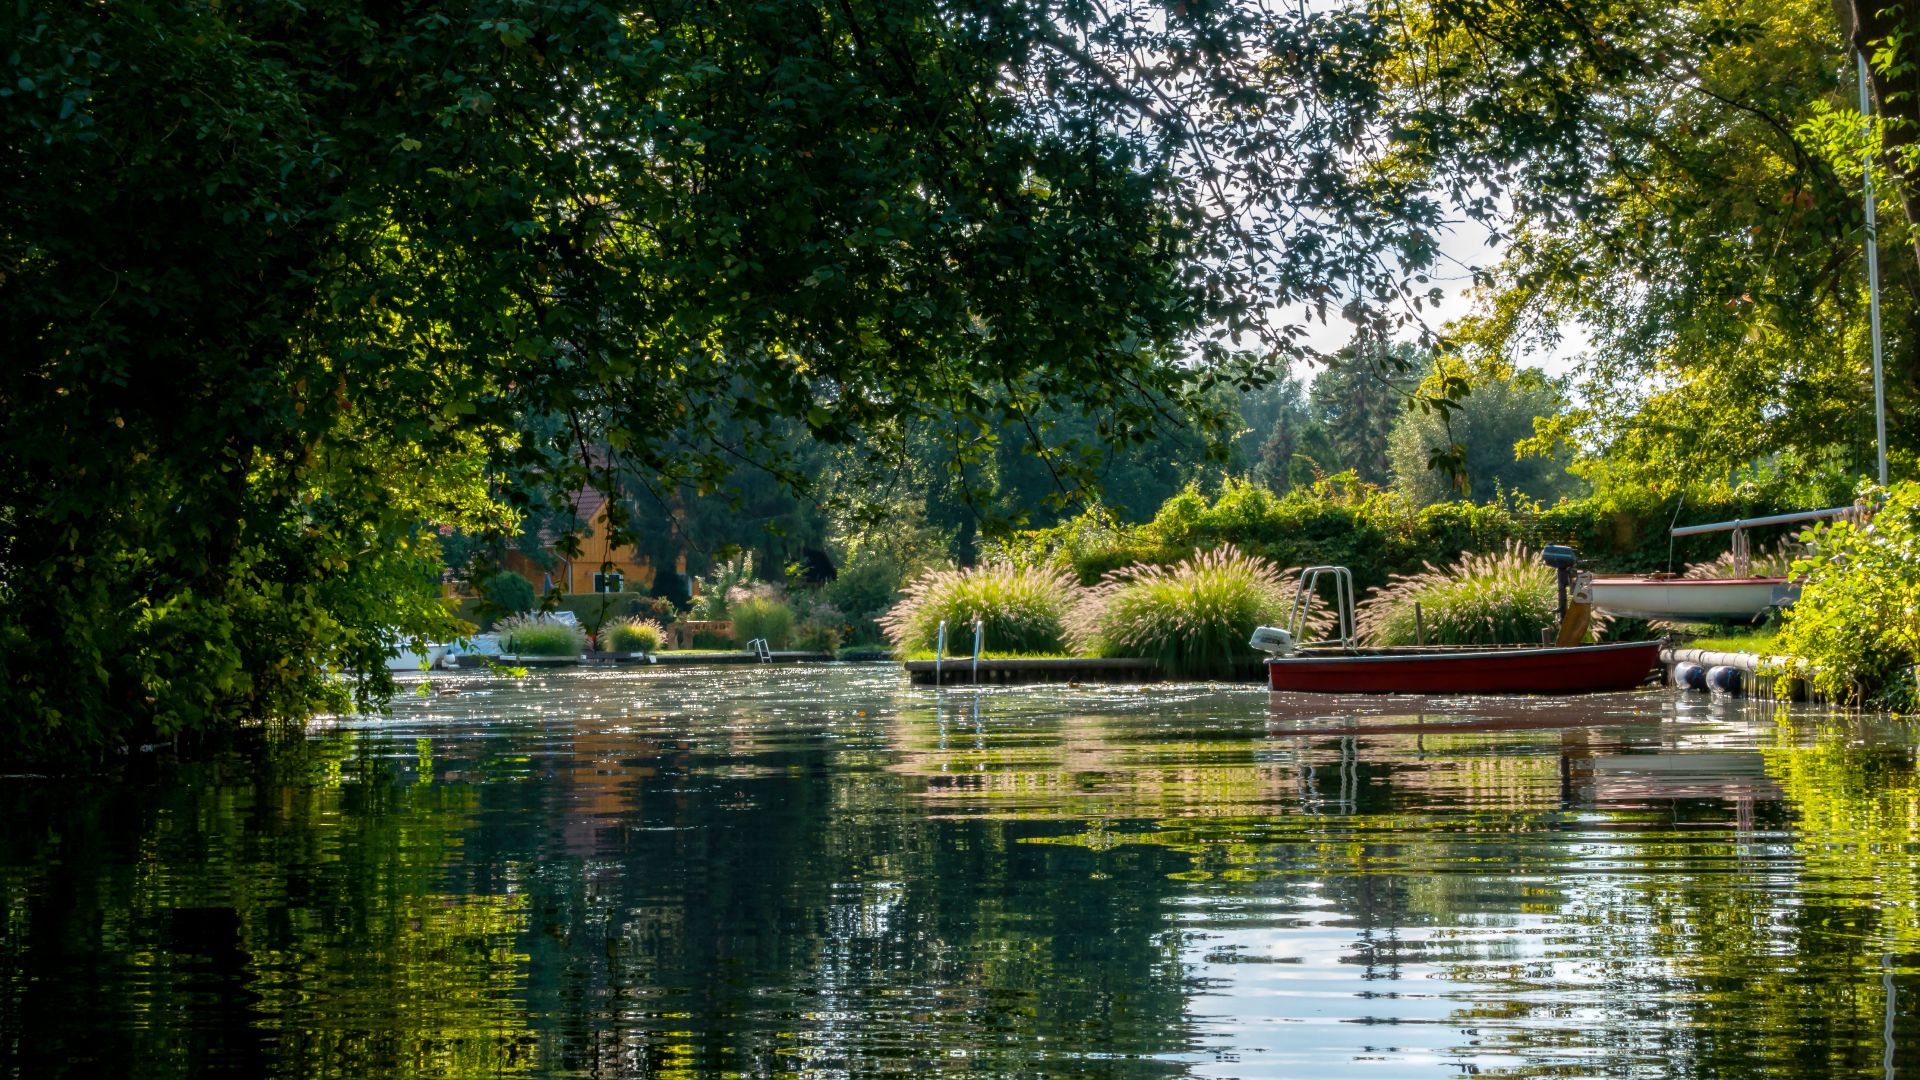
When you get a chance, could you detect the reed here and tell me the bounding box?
[881,564,1079,655]
[1068,546,1290,679]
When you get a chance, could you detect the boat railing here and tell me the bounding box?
[1289,566,1356,650]
[1669,504,1867,576]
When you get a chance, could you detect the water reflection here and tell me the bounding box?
[1,665,1915,1077]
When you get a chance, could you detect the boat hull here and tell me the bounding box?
[1584,577,1794,622]
[1265,640,1664,695]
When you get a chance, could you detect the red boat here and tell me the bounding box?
[1264,639,1665,695]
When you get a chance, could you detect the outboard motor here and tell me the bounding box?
[1248,626,1297,657]
[1541,545,1578,619]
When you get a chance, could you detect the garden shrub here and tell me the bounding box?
[626,595,680,623]
[481,571,536,616]
[992,476,1825,591]
[689,553,755,620]
[604,617,666,654]
[1775,483,1920,708]
[1354,541,1565,646]
[495,614,586,657]
[792,596,847,653]
[1067,545,1291,679]
[881,564,1079,655]
[730,596,796,648]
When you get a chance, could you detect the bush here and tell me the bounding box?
[495,614,586,657]
[881,564,1079,655]
[1354,542,1564,646]
[627,594,680,623]
[1067,546,1290,678]
[989,476,1832,591]
[481,571,536,616]
[1775,484,1920,707]
[730,596,796,648]
[689,553,755,620]
[792,596,847,653]
[795,618,844,653]
[604,617,667,654]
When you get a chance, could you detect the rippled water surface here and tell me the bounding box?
[4,664,1919,1077]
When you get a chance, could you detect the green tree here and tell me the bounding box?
[1388,0,1917,491]
[1389,361,1582,505]
[1305,338,1422,485]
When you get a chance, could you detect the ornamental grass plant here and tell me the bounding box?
[881,564,1079,655]
[604,617,667,654]
[1067,546,1290,679]
[730,596,796,648]
[495,614,587,657]
[1354,541,1562,646]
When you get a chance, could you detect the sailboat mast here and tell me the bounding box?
[1860,51,1889,485]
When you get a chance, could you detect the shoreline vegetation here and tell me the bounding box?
[7,0,1920,766]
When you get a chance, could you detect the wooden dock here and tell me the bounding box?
[903,657,1160,685]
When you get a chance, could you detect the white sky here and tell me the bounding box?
[1272,206,1587,380]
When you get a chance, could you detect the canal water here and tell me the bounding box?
[2,664,1916,1077]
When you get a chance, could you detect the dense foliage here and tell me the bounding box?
[7,0,1920,760]
[1067,547,1290,678]
[989,476,1837,592]
[1388,361,1580,507]
[1775,483,1920,707]
[881,565,1079,655]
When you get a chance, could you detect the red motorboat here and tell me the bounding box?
[1263,639,1666,695]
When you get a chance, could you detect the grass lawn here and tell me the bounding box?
[1675,628,1782,655]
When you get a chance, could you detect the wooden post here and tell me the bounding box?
[1414,603,1425,647]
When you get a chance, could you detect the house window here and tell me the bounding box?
[592,571,624,593]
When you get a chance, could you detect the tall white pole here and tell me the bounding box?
[1860,52,1890,485]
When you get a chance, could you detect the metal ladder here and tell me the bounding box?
[1289,566,1356,649]
[745,638,773,663]
[933,619,984,683]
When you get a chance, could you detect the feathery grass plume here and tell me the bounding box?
[496,614,587,657]
[1068,546,1291,679]
[1354,541,1577,646]
[1679,541,1797,580]
[881,564,1079,655]
[604,617,667,654]
[1651,541,1799,635]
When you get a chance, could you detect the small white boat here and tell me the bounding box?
[1582,504,1865,623]
[1582,576,1797,622]
[385,643,457,671]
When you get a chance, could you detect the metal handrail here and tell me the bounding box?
[1289,566,1356,649]
[1670,505,1864,537]
[932,619,985,683]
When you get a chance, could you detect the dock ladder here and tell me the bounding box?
[933,619,985,683]
[746,638,773,663]
[1290,566,1357,649]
